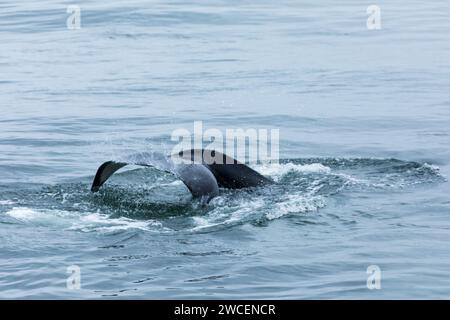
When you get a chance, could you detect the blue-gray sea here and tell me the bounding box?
[1,0,450,299]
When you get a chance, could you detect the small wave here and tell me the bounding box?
[191,197,267,231]
[5,207,38,220]
[69,213,162,233]
[256,158,444,189]
[0,200,16,205]
[268,194,326,220]
[4,207,163,233]
[255,162,331,181]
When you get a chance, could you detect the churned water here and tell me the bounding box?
[1,0,450,298]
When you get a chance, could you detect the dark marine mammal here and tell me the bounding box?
[91,149,273,203]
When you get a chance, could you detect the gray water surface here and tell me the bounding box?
[1,0,450,299]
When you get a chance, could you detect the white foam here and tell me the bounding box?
[5,207,161,233]
[165,180,183,186]
[267,195,325,220]
[421,163,441,172]
[0,200,16,205]
[255,162,331,180]
[191,216,210,227]
[336,173,368,186]
[74,213,154,232]
[191,198,266,231]
[6,207,40,220]
[190,191,327,231]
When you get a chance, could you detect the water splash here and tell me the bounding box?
[0,158,444,234]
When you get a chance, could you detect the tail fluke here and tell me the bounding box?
[171,149,274,189]
[90,153,219,203]
[91,149,273,203]
[91,161,127,192]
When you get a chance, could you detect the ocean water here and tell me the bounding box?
[1,0,450,299]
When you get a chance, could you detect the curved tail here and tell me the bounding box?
[91,161,127,192]
[91,149,273,202]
